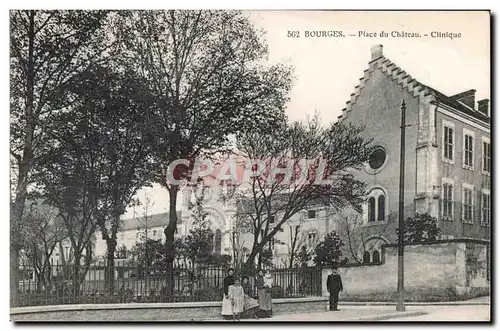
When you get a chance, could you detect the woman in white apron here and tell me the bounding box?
[221,268,235,319]
[256,269,273,318]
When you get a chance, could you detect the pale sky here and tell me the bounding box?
[123,10,490,219]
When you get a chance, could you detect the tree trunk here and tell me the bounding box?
[72,252,82,300]
[164,185,179,298]
[11,163,30,306]
[10,246,20,306]
[11,11,36,307]
[105,238,117,295]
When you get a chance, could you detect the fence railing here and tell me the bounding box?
[13,261,323,307]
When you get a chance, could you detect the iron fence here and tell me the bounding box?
[13,261,323,307]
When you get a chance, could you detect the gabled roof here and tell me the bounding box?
[421,84,490,123]
[120,211,182,231]
[338,46,490,125]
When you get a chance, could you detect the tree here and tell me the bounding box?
[22,201,66,293]
[280,214,319,269]
[229,205,254,273]
[10,10,110,304]
[35,94,107,295]
[260,249,274,269]
[313,231,347,267]
[295,245,311,269]
[129,239,169,277]
[236,114,373,270]
[64,64,155,294]
[337,212,393,263]
[115,245,128,259]
[396,213,442,244]
[114,10,294,293]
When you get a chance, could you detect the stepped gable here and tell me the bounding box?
[337,45,489,124]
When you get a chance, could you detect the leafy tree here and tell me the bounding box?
[64,64,155,293]
[114,10,294,293]
[128,239,169,276]
[396,213,442,244]
[22,201,66,292]
[295,245,312,269]
[181,186,216,265]
[115,245,128,259]
[206,254,232,269]
[10,9,110,305]
[313,231,346,266]
[134,195,156,269]
[236,114,373,270]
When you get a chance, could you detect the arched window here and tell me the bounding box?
[363,251,371,263]
[372,250,380,263]
[214,229,222,255]
[365,188,387,223]
[378,195,386,221]
[368,197,376,222]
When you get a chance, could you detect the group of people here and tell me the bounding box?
[221,268,274,320]
[221,266,344,320]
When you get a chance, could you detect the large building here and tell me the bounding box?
[93,44,490,267]
[333,45,491,262]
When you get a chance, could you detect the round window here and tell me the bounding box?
[369,147,386,170]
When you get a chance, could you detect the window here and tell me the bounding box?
[308,232,317,246]
[483,139,491,174]
[481,191,491,226]
[136,232,140,239]
[366,188,386,223]
[214,229,222,255]
[50,258,53,265]
[463,130,474,169]
[377,196,385,221]
[152,230,157,237]
[269,215,275,224]
[65,247,69,260]
[308,210,316,219]
[442,182,454,219]
[368,197,376,222]
[443,125,454,161]
[372,250,380,263]
[363,251,370,263]
[269,238,275,250]
[368,147,386,170]
[462,186,474,223]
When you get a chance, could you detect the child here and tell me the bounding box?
[242,276,259,319]
[228,278,245,321]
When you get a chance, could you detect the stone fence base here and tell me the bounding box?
[11,297,327,321]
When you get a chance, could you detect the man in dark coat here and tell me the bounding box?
[326,268,343,311]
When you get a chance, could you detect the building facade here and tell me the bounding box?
[335,45,491,261]
[94,45,490,267]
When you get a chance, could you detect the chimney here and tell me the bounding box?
[450,89,476,109]
[478,99,490,116]
[371,45,384,61]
